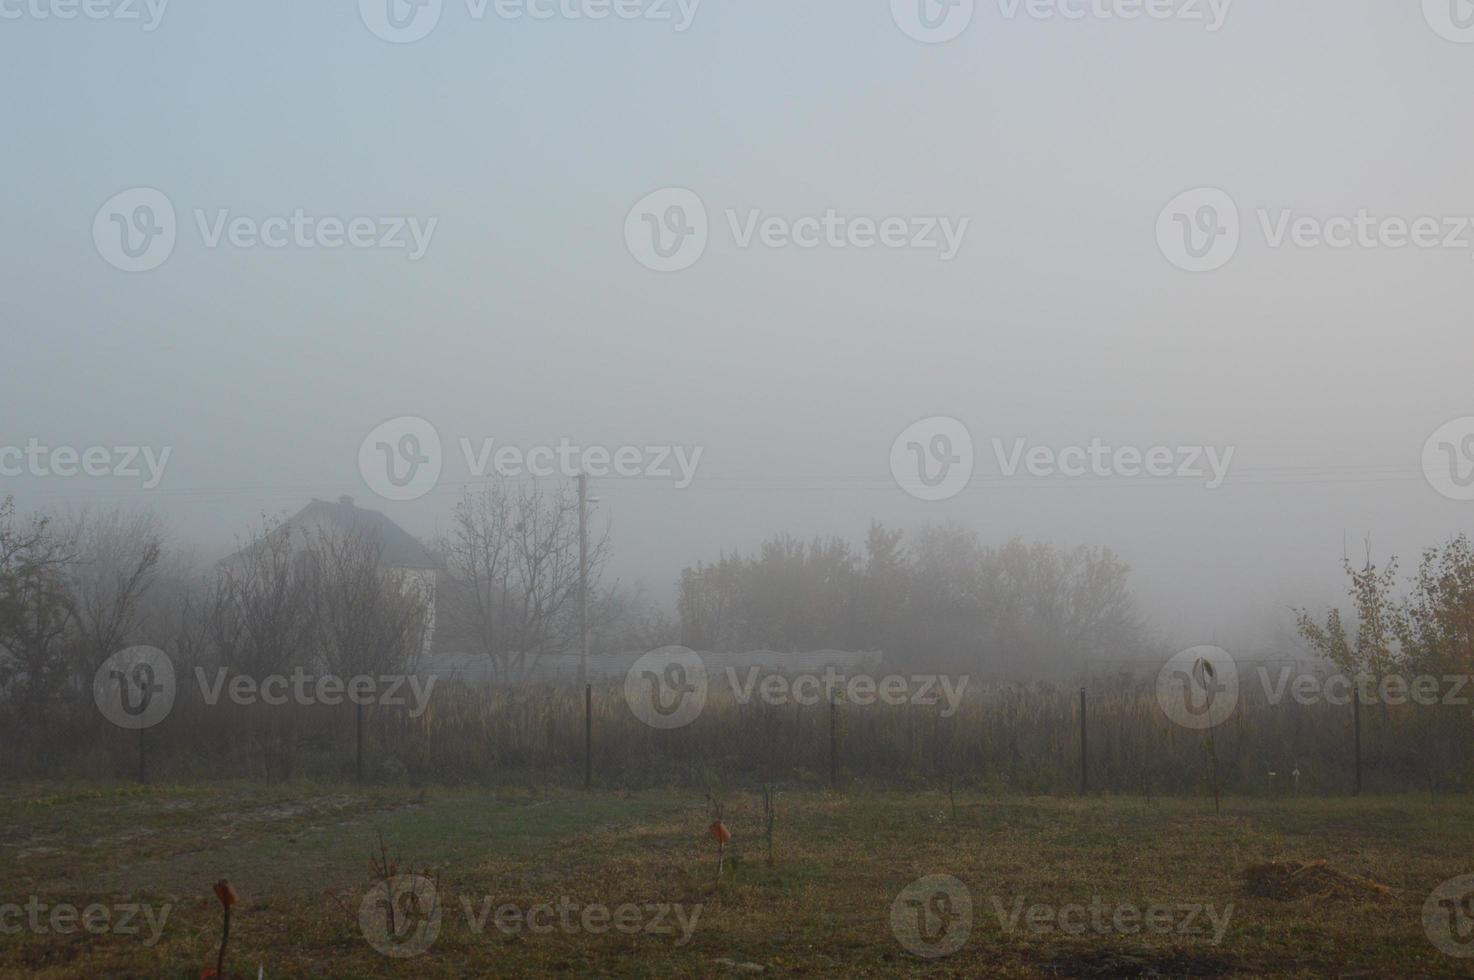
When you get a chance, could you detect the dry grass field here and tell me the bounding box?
[2,783,1473,978]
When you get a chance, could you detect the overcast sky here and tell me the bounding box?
[4,0,1473,651]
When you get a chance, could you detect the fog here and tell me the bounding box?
[5,0,1473,660]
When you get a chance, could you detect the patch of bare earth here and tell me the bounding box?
[1036,949,1237,977]
[1240,860,1393,902]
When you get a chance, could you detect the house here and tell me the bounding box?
[220,496,444,658]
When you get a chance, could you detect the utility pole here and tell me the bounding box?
[1352,686,1363,796]
[1079,687,1088,795]
[578,472,588,688]
[829,694,838,790]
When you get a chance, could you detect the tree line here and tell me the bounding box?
[8,478,1474,719]
[678,521,1147,676]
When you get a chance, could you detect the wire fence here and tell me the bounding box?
[4,668,1471,796]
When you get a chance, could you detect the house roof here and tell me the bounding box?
[223,496,443,570]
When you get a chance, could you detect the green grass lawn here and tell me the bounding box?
[2,783,1473,977]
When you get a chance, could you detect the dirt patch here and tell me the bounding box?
[0,824,36,844]
[1037,950,1235,977]
[222,796,358,824]
[1241,860,1393,902]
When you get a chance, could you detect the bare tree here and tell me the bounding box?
[589,582,677,655]
[208,520,317,677]
[304,526,432,782]
[441,480,607,681]
[305,527,431,679]
[56,506,165,675]
[0,498,76,720]
[152,542,214,675]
